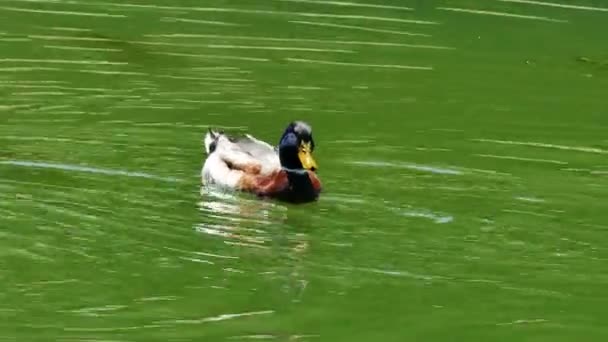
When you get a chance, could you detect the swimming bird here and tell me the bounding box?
[201,121,322,203]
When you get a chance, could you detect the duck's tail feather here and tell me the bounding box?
[204,127,223,154]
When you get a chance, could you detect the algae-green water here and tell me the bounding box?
[1,0,608,341]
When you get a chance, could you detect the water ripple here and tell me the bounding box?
[0,160,182,182]
[348,160,463,175]
[157,310,274,325]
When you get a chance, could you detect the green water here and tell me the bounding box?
[1,0,608,340]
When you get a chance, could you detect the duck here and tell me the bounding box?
[201,121,322,203]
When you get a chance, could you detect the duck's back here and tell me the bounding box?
[231,134,280,175]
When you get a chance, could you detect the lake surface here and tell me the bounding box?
[1,0,607,341]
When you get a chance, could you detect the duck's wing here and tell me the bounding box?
[232,134,281,173]
[235,134,275,154]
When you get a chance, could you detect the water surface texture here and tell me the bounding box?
[1,0,608,341]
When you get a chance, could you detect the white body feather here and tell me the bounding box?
[201,130,281,189]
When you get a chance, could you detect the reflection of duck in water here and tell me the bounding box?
[201,121,322,203]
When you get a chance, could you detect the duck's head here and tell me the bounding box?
[278,121,318,172]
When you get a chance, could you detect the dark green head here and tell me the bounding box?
[278,121,317,171]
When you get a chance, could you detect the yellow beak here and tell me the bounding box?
[298,141,318,171]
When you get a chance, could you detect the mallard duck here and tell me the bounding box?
[201,121,322,203]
